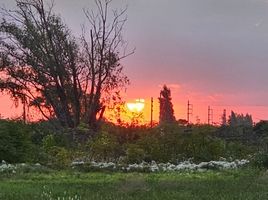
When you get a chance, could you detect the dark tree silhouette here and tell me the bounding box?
[0,0,132,129]
[159,85,176,124]
[80,0,133,129]
[228,111,253,127]
[221,109,227,126]
[0,0,81,128]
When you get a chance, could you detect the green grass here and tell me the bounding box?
[0,168,268,200]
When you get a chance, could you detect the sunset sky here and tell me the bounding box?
[1,0,268,123]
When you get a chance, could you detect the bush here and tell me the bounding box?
[87,131,122,161]
[46,146,71,169]
[125,144,145,164]
[252,152,268,168]
[42,134,57,152]
[136,135,161,162]
[134,125,225,163]
[40,134,72,168]
[0,120,33,163]
[190,136,225,162]
[225,142,254,159]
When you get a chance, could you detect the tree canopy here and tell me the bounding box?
[0,0,132,129]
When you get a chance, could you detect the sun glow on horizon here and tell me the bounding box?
[126,99,145,113]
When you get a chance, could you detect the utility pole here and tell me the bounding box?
[150,97,153,128]
[22,96,26,124]
[208,106,213,125]
[211,109,213,125]
[187,100,193,124]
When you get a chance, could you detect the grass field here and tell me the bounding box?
[0,168,268,200]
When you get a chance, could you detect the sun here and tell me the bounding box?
[126,99,145,113]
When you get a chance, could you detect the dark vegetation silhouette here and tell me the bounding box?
[1,117,268,166]
[0,0,132,130]
[159,85,176,124]
[0,85,266,167]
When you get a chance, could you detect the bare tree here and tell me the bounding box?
[81,0,133,129]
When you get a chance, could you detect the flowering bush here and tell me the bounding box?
[0,159,250,175]
[71,159,250,173]
[0,160,49,175]
[0,160,16,174]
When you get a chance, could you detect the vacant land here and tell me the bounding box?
[0,168,268,200]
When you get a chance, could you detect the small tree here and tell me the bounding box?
[221,109,227,126]
[159,85,176,124]
[228,111,237,127]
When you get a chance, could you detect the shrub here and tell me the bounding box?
[41,134,72,168]
[87,131,122,161]
[252,152,268,168]
[70,159,250,173]
[225,142,254,159]
[190,137,225,162]
[42,134,57,152]
[136,135,161,162]
[46,146,71,169]
[0,120,33,163]
[125,144,145,164]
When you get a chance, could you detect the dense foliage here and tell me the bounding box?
[0,0,131,129]
[1,119,267,168]
[0,120,33,163]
